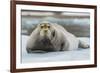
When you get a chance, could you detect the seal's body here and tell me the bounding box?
[26,21,89,53]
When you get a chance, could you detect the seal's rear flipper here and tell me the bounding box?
[79,40,90,49]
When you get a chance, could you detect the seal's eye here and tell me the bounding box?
[41,26,44,29]
[48,26,50,28]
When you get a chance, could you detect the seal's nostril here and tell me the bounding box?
[44,30,47,33]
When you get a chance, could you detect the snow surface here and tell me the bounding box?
[21,35,90,63]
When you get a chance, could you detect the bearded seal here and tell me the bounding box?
[26,21,89,53]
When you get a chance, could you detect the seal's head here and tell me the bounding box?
[38,21,55,41]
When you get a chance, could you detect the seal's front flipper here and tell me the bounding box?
[79,40,90,49]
